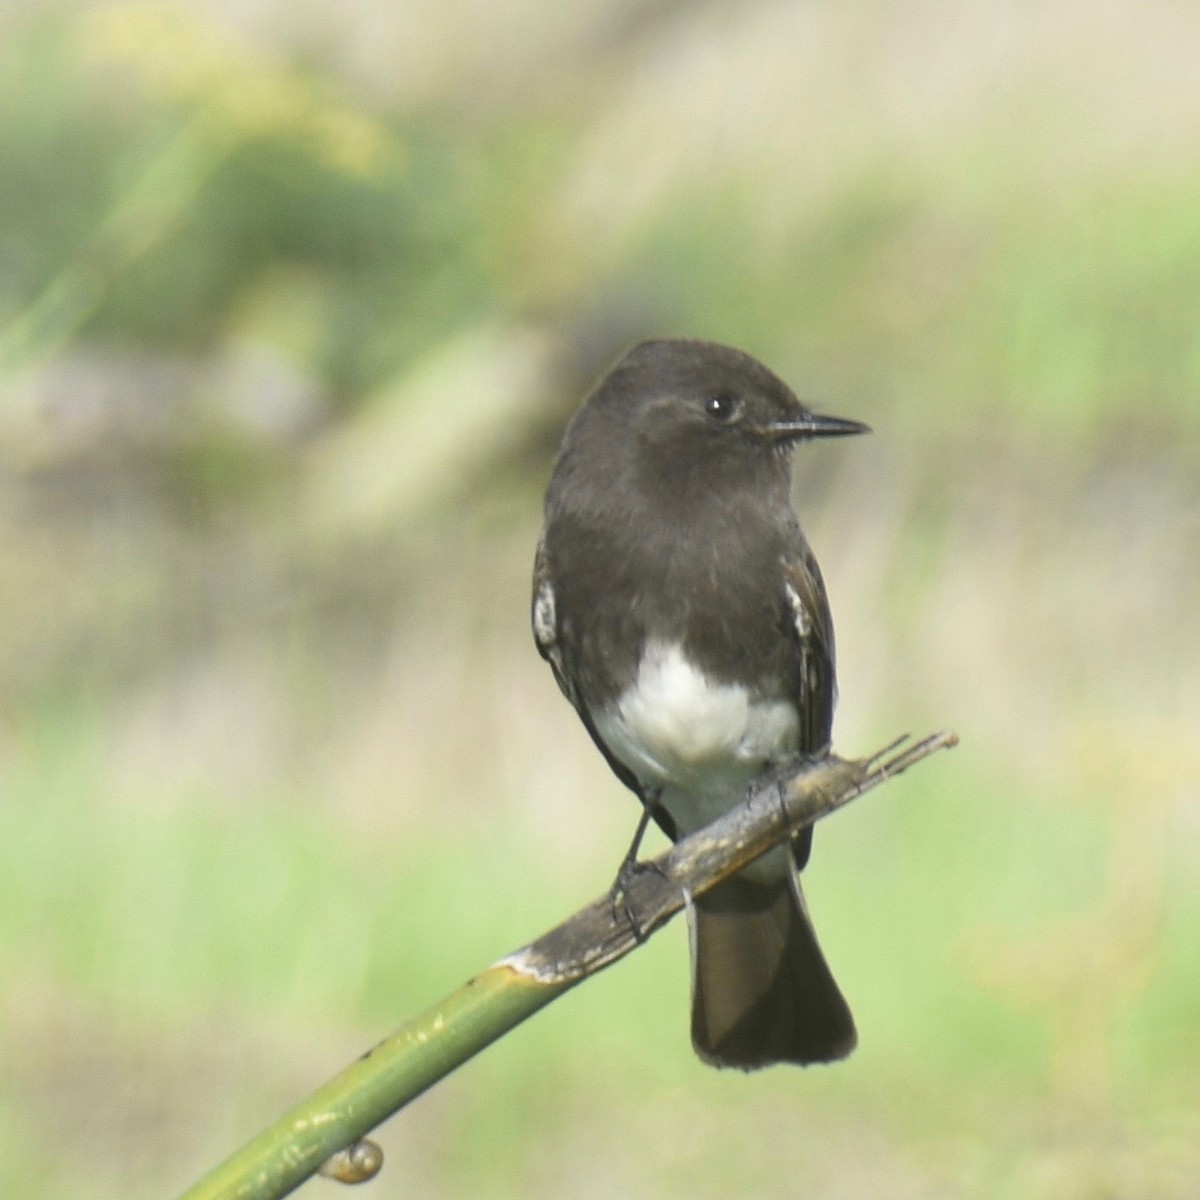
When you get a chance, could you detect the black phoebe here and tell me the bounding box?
[532,338,869,1069]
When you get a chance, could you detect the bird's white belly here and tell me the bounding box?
[595,639,799,833]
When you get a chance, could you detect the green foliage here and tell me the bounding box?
[3,711,1198,1199]
[2,3,1199,1198]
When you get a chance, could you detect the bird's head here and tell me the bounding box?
[589,339,869,491]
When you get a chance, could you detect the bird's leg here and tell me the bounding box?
[616,799,655,877]
[609,789,664,941]
[763,757,814,870]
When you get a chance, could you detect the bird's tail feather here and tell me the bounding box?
[689,873,856,1069]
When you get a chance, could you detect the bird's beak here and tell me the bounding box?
[766,411,872,442]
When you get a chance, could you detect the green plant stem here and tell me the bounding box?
[177,730,956,1200]
[178,964,568,1200]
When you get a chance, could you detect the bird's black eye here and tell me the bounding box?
[705,391,739,421]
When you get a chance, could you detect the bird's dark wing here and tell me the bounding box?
[531,534,573,702]
[780,541,837,753]
[531,535,658,814]
[780,540,838,870]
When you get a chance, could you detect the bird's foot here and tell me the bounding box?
[607,854,668,943]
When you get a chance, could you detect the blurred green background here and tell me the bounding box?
[2,2,1199,1197]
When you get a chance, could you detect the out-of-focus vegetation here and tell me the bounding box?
[1,3,1198,1198]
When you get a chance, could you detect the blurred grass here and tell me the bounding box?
[1,1,1199,1198]
[3,700,1198,1199]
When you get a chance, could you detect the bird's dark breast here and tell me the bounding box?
[544,498,804,711]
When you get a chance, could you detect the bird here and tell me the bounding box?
[531,337,869,1069]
